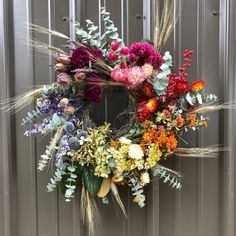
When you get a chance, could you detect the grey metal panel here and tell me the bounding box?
[1,0,236,235]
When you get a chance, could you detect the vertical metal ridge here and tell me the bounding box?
[0,1,17,235]
[174,1,182,235]
[219,0,236,235]
[69,0,76,41]
[143,0,151,39]
[196,0,205,235]
[121,0,124,40]
[126,0,129,45]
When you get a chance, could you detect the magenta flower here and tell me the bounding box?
[70,46,103,69]
[128,42,163,69]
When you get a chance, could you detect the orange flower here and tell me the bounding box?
[143,129,158,142]
[165,133,177,151]
[162,109,170,118]
[145,98,158,113]
[133,194,145,203]
[143,120,152,127]
[156,130,177,152]
[190,80,206,92]
[142,82,156,98]
[200,120,208,127]
[109,139,119,149]
[156,129,168,146]
[176,116,184,128]
[189,114,196,127]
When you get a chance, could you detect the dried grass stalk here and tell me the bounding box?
[110,182,127,218]
[28,38,66,54]
[28,23,70,40]
[154,0,181,51]
[81,185,100,236]
[175,146,229,158]
[190,100,236,114]
[157,164,183,178]
[0,87,44,113]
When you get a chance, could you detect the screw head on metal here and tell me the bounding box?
[212,10,218,16]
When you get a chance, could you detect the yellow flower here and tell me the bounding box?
[140,172,150,186]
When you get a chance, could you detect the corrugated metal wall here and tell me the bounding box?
[0,0,236,236]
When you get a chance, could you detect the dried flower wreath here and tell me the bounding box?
[1,2,235,235]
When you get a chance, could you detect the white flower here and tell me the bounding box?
[119,137,132,145]
[128,144,144,160]
[140,172,150,186]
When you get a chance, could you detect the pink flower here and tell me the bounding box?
[56,53,70,64]
[107,52,117,61]
[57,73,70,85]
[126,67,147,89]
[120,47,129,56]
[111,67,128,82]
[111,42,119,51]
[74,71,85,81]
[142,63,154,78]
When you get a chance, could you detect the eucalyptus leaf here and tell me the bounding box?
[186,92,194,105]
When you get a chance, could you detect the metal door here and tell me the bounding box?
[0,0,236,236]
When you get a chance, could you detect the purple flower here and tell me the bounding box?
[128,42,163,69]
[70,46,103,69]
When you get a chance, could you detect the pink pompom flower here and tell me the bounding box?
[126,66,147,89]
[111,42,119,51]
[107,51,117,61]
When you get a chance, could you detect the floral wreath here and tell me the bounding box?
[2,6,232,235]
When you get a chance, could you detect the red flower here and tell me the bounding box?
[111,42,119,51]
[107,51,117,61]
[190,80,205,92]
[142,83,156,98]
[167,77,189,99]
[144,98,159,113]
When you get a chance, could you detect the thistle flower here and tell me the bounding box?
[64,122,75,133]
[68,137,80,150]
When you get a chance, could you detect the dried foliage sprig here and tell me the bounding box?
[154,0,181,51]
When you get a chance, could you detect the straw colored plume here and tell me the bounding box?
[154,0,181,51]
[28,38,66,54]
[0,87,44,113]
[28,23,70,40]
[81,185,100,236]
[190,100,236,114]
[175,146,229,158]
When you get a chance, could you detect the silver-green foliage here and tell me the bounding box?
[151,165,182,189]
[75,7,123,49]
[47,163,67,192]
[21,108,42,126]
[64,164,78,201]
